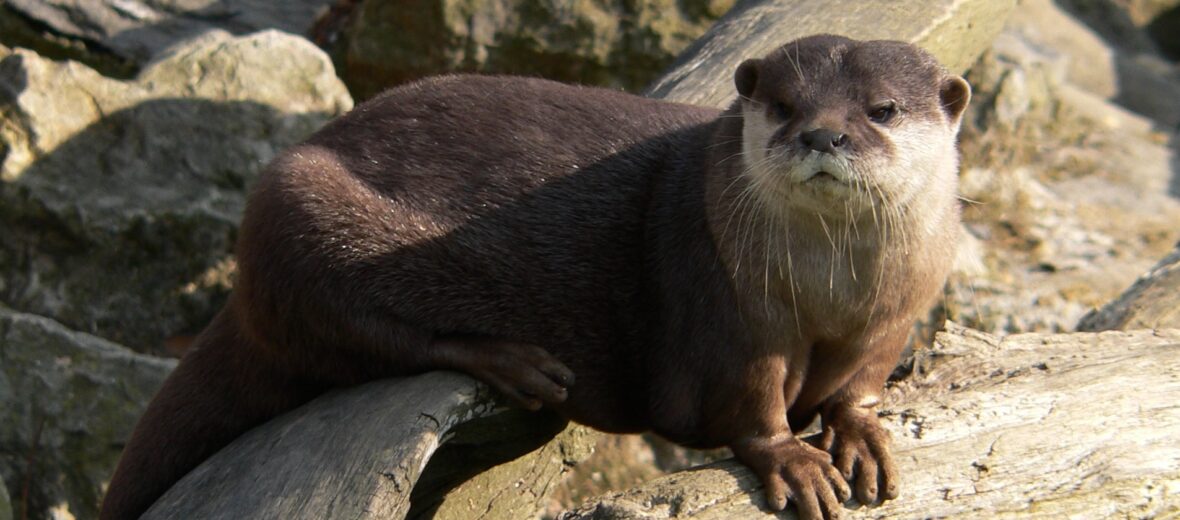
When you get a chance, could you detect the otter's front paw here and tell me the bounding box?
[823,408,899,505]
[733,435,851,520]
[433,338,575,411]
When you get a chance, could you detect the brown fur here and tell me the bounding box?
[101,35,969,520]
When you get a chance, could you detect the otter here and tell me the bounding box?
[101,34,970,520]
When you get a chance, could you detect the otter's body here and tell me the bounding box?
[103,35,970,520]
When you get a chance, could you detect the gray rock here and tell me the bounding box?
[1013,0,1180,127]
[0,472,10,520]
[1003,0,1118,99]
[943,12,1180,336]
[333,0,735,100]
[4,0,337,64]
[0,306,176,520]
[0,30,352,352]
[1057,0,1180,55]
[1077,244,1180,331]
[645,0,1017,109]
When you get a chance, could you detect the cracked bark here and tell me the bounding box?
[559,324,1180,519]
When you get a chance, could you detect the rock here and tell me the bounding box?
[1026,0,1180,127]
[559,324,1180,518]
[0,30,352,353]
[0,306,176,520]
[1077,244,1180,331]
[1112,52,1180,127]
[646,0,1017,109]
[1003,0,1118,98]
[943,11,1180,336]
[1057,0,1180,55]
[333,0,735,100]
[3,0,338,66]
[1055,0,1166,54]
[0,473,11,520]
[1147,4,1180,59]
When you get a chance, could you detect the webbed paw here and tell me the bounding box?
[734,434,852,520]
[823,407,898,505]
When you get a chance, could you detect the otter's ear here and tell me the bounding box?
[939,75,971,128]
[735,59,761,99]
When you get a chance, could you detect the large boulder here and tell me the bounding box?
[332,0,735,100]
[2,0,338,69]
[645,0,1017,108]
[0,306,176,520]
[1024,0,1180,127]
[0,30,352,353]
[939,4,1180,336]
[0,473,10,520]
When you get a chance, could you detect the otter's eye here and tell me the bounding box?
[868,102,897,124]
[773,102,792,120]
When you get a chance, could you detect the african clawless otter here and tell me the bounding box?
[101,35,969,520]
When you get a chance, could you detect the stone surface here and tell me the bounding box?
[1077,245,1180,331]
[3,0,337,65]
[0,306,176,520]
[1003,0,1119,98]
[942,11,1180,336]
[0,30,352,352]
[559,325,1180,518]
[0,473,10,520]
[646,0,1017,108]
[1147,3,1180,59]
[1030,0,1180,127]
[333,0,735,100]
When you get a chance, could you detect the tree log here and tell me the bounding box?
[559,323,1180,518]
[142,0,1020,518]
[143,372,591,519]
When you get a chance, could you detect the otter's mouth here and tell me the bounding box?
[806,170,841,183]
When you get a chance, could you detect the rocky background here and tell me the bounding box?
[0,0,1177,519]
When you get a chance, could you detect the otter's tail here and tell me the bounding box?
[99,308,307,520]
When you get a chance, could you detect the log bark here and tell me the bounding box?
[559,324,1180,518]
[142,0,1022,518]
[143,372,591,520]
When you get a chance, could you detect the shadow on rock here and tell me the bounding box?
[0,97,337,355]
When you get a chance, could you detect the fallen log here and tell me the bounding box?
[560,324,1180,518]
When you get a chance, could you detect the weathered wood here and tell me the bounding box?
[559,324,1180,518]
[143,373,573,519]
[646,0,1016,108]
[1078,245,1180,331]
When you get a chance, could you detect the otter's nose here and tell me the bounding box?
[800,129,848,154]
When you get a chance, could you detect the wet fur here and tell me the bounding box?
[101,35,968,520]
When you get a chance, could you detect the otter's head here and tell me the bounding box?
[733,35,970,220]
